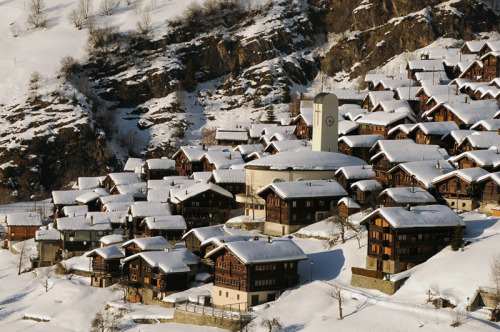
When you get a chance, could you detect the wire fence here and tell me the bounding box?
[174,302,252,321]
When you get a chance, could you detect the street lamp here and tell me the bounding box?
[310,260,314,281]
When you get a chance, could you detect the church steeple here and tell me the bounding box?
[312,93,339,152]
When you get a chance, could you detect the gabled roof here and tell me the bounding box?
[479,41,500,54]
[337,197,361,209]
[361,205,463,229]
[351,180,383,192]
[123,236,171,250]
[191,172,212,183]
[87,211,127,224]
[389,160,454,189]
[257,179,347,200]
[395,87,421,101]
[123,158,144,172]
[115,183,147,199]
[363,91,395,106]
[77,176,106,190]
[432,167,490,184]
[416,83,457,98]
[233,144,264,156]
[335,165,375,180]
[410,121,459,136]
[107,172,144,186]
[123,251,190,274]
[387,124,417,136]
[99,234,128,245]
[443,129,476,145]
[210,169,246,184]
[56,216,112,231]
[99,194,135,205]
[75,191,108,204]
[205,238,307,265]
[293,108,313,127]
[450,150,500,168]
[425,93,466,106]
[182,225,225,242]
[458,60,483,79]
[414,71,448,83]
[379,187,436,204]
[426,101,499,125]
[461,40,486,53]
[215,129,249,142]
[374,80,410,91]
[249,124,278,139]
[35,227,60,241]
[86,246,124,260]
[365,73,407,83]
[52,190,94,205]
[140,215,187,230]
[330,88,368,100]
[407,59,444,71]
[338,134,383,148]
[338,120,359,135]
[460,132,500,149]
[371,146,448,164]
[264,140,311,153]
[356,112,414,126]
[376,100,414,116]
[478,172,500,185]
[200,234,252,248]
[130,202,171,218]
[174,182,233,202]
[102,202,134,212]
[144,158,175,170]
[6,212,43,227]
[201,151,244,169]
[61,205,88,217]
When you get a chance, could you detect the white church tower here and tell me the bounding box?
[312,92,339,152]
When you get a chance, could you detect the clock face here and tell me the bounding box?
[325,116,336,127]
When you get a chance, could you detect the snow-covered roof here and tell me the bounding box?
[6,212,43,227]
[141,215,187,230]
[257,179,347,199]
[425,93,467,106]
[362,205,463,229]
[115,183,147,199]
[341,106,367,121]
[146,189,170,203]
[380,187,436,204]
[376,100,414,116]
[200,234,252,248]
[107,172,144,186]
[35,227,60,241]
[211,169,246,184]
[388,124,417,136]
[182,225,225,242]
[191,172,212,183]
[410,121,459,136]
[86,246,124,260]
[461,132,500,149]
[389,160,454,189]
[77,176,106,190]
[371,146,449,164]
[174,182,233,202]
[234,144,264,156]
[87,211,127,224]
[205,238,307,265]
[416,84,457,98]
[75,191,107,204]
[249,124,278,139]
[462,40,486,53]
[265,140,311,153]
[356,112,413,126]
[123,158,144,172]
[56,216,112,231]
[215,129,249,142]
[337,197,361,209]
[407,59,444,71]
[245,151,366,171]
[263,125,296,136]
[61,205,88,217]
[144,158,175,170]
[329,88,368,100]
[414,71,448,84]
[99,194,135,205]
[432,167,490,184]
[99,234,128,245]
[338,134,382,148]
[201,150,244,169]
[123,251,190,274]
[123,236,171,251]
[431,101,499,125]
[130,202,171,218]
[351,180,383,192]
[450,150,500,168]
[395,87,421,101]
[364,91,395,106]
[338,120,359,135]
[335,165,375,180]
[365,73,407,83]
[52,190,94,205]
[374,79,410,91]
[444,129,476,145]
[102,202,133,212]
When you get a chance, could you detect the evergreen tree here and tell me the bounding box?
[183,59,196,92]
[282,84,291,103]
[450,223,463,251]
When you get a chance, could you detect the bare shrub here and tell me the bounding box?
[55,262,74,276]
[27,12,47,29]
[449,308,466,327]
[100,0,119,15]
[60,56,81,80]
[78,0,93,19]
[324,232,340,249]
[491,254,500,295]
[260,317,283,332]
[328,285,345,320]
[199,127,217,145]
[136,8,152,35]
[29,0,46,15]
[69,9,84,29]
[87,25,119,51]
[10,22,22,37]
[90,309,120,332]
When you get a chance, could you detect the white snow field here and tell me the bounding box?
[1,211,500,331]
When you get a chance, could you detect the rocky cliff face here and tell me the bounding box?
[0,0,498,200]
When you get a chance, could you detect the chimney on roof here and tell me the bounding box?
[497,128,500,136]
[307,182,312,186]
[164,247,170,252]
[90,216,94,226]
[229,153,232,160]
[465,97,468,103]
[253,236,259,241]
[267,236,271,243]
[406,204,411,211]
[436,161,441,170]
[411,186,415,193]
[202,144,206,150]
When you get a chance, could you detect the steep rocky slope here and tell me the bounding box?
[0,0,498,200]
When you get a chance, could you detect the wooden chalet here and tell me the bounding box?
[32,227,61,268]
[386,124,415,140]
[338,135,382,163]
[52,189,94,218]
[459,61,484,82]
[6,212,43,242]
[431,168,489,211]
[206,238,307,310]
[215,128,249,147]
[103,173,143,192]
[335,165,375,194]
[441,129,476,156]
[460,40,486,55]
[292,111,313,140]
[478,172,500,215]
[456,132,500,154]
[171,183,234,228]
[357,112,414,139]
[172,146,209,176]
[478,41,500,58]
[182,225,225,257]
[450,150,500,172]
[140,215,187,242]
[233,144,264,162]
[360,205,463,274]
[378,187,436,207]
[406,59,445,80]
[257,180,348,235]
[351,180,383,206]
[123,236,171,257]
[87,246,124,288]
[128,202,172,237]
[409,122,459,147]
[470,119,500,132]
[55,216,112,259]
[142,159,176,180]
[199,150,244,172]
[362,91,395,112]
[388,160,454,191]
[209,169,246,197]
[337,197,361,217]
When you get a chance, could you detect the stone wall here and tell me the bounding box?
[173,308,249,330]
[350,273,406,295]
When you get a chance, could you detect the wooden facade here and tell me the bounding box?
[482,53,500,83]
[142,165,176,181]
[173,191,233,228]
[7,225,39,242]
[426,105,466,128]
[480,179,500,206]
[363,214,456,274]
[173,150,204,176]
[338,141,371,163]
[433,175,481,210]
[294,116,312,140]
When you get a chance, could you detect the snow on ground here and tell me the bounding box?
[1,211,500,331]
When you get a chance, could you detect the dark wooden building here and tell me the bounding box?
[182,225,225,257]
[87,246,124,288]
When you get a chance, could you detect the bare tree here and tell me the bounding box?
[328,285,345,320]
[69,9,84,30]
[491,254,500,296]
[78,0,93,19]
[136,7,152,35]
[449,308,466,327]
[260,317,283,332]
[352,229,363,249]
[27,0,47,29]
[324,232,340,249]
[29,0,46,15]
[100,0,119,16]
[90,309,121,332]
[15,241,28,275]
[246,171,257,220]
[40,272,51,292]
[329,215,356,244]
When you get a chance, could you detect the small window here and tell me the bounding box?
[292,201,297,208]
[219,290,222,296]
[226,292,229,298]
[237,294,240,300]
